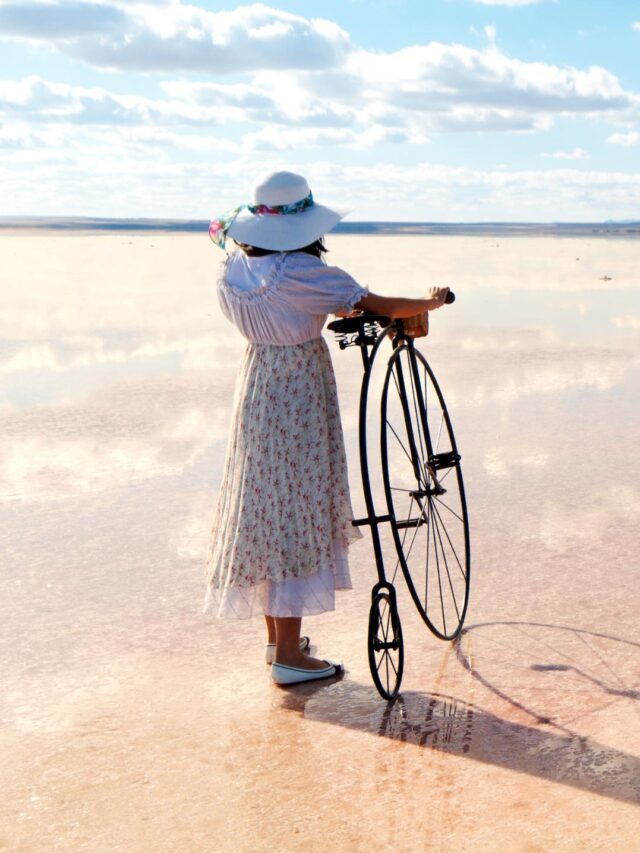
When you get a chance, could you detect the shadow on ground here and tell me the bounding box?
[276,622,640,806]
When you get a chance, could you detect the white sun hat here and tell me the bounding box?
[209,171,348,252]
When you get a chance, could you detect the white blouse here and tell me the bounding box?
[217,250,369,345]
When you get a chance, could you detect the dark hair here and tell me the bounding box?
[233,237,327,259]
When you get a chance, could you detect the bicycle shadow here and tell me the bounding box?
[275,622,640,806]
[455,621,640,729]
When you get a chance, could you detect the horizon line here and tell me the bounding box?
[0,216,639,236]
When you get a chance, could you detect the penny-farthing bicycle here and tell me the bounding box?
[327,300,470,700]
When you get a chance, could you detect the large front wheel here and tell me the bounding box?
[381,342,470,640]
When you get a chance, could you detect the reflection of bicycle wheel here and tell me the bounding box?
[368,585,404,701]
[381,341,470,640]
[456,622,640,729]
[377,693,475,752]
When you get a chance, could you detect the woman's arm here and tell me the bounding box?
[353,286,450,319]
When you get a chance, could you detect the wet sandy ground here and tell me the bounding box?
[1,233,639,851]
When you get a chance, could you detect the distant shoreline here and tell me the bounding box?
[0,217,639,238]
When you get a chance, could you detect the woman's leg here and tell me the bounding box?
[265,615,276,644]
[273,617,332,670]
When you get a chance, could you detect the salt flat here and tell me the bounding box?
[1,232,639,852]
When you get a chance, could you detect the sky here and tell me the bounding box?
[0,0,639,221]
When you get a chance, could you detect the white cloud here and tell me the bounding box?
[8,44,625,143]
[541,147,589,160]
[0,2,351,73]
[0,4,636,126]
[633,22,640,32]
[242,124,418,152]
[161,79,358,129]
[607,131,640,146]
[0,0,126,38]
[0,3,637,161]
[0,4,638,216]
[346,44,632,115]
[1,149,640,219]
[484,24,497,42]
[0,76,240,127]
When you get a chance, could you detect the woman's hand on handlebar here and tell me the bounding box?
[426,286,450,310]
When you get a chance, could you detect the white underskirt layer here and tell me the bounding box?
[203,539,352,619]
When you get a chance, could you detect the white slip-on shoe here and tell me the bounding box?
[265,635,310,665]
[271,659,343,686]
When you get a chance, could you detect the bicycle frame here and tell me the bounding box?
[328,310,470,698]
[332,315,420,589]
[352,320,394,588]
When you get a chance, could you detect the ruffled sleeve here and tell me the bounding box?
[278,253,369,316]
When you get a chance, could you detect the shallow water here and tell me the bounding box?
[1,233,639,851]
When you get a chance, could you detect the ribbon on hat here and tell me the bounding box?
[209,206,242,252]
[247,191,313,217]
[209,192,314,252]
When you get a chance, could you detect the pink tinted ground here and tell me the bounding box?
[1,233,639,852]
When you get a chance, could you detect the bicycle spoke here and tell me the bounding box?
[433,502,467,581]
[391,356,429,486]
[437,466,455,484]
[426,504,430,613]
[434,411,445,455]
[414,496,431,611]
[431,503,461,622]
[430,500,447,636]
[380,608,389,643]
[387,649,398,678]
[400,496,422,566]
[385,418,415,470]
[434,494,465,524]
[430,498,467,581]
[393,494,415,583]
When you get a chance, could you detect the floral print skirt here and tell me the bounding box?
[204,336,361,619]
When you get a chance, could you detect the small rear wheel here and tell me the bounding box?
[368,585,404,701]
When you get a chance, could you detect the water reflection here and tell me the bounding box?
[425,336,638,409]
[0,377,232,500]
[2,232,640,849]
[330,234,640,297]
[377,693,475,751]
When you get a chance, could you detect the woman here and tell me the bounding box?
[204,171,448,685]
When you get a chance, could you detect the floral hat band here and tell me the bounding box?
[209,191,314,251]
[248,190,313,217]
[208,171,345,253]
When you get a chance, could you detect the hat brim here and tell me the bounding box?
[226,202,347,251]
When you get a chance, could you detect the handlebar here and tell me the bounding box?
[329,291,456,336]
